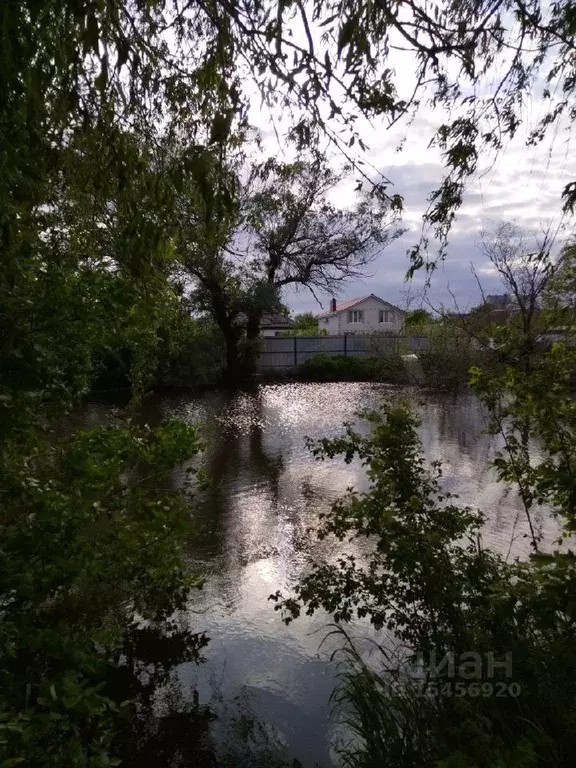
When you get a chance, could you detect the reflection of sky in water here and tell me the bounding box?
[79,384,563,767]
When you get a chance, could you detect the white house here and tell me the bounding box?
[317,295,405,335]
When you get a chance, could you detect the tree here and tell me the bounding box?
[282,312,324,336]
[543,241,576,315]
[188,0,576,259]
[5,1,575,285]
[475,221,564,371]
[293,312,319,330]
[0,4,234,763]
[175,155,401,378]
[272,361,576,765]
[403,308,434,329]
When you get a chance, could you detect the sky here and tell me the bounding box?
[242,11,575,318]
[279,112,573,316]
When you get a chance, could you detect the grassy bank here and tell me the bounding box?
[258,347,492,390]
[296,352,408,383]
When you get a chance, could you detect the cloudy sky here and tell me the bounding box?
[244,19,574,318]
[283,113,572,315]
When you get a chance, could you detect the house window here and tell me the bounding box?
[347,310,364,323]
[379,310,394,323]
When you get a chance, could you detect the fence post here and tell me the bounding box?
[294,335,298,368]
[344,333,347,356]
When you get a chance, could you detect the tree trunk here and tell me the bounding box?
[241,311,262,379]
[203,278,242,384]
[224,332,240,382]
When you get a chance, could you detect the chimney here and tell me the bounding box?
[331,297,337,313]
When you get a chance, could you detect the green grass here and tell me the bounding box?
[297,353,407,383]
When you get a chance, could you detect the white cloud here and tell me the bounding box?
[239,20,574,316]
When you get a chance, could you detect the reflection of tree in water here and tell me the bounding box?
[119,680,217,768]
[119,674,298,768]
[193,387,285,560]
[416,391,495,482]
[103,619,214,767]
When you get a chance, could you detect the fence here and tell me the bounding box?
[258,334,430,370]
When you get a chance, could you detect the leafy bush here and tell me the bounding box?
[403,324,491,390]
[272,336,576,767]
[154,317,225,389]
[417,345,481,389]
[0,420,206,766]
[298,353,406,383]
[280,327,328,336]
[92,315,226,392]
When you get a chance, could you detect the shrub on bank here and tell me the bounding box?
[92,317,225,393]
[400,325,493,390]
[417,345,484,390]
[297,353,407,383]
[273,392,576,768]
[417,341,495,390]
[155,324,225,389]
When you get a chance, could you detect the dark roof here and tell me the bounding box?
[317,294,405,318]
[234,312,294,328]
[260,314,294,327]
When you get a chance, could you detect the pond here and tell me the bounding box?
[79,382,560,767]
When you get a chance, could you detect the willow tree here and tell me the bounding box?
[0,3,240,764]
[3,0,576,763]
[201,0,576,256]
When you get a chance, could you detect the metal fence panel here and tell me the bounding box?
[258,335,430,369]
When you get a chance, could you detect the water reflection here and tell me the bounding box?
[78,383,562,767]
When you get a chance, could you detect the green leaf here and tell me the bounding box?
[95,56,109,92]
[337,17,356,55]
[209,113,231,145]
[84,13,99,53]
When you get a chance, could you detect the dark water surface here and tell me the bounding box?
[80,383,560,766]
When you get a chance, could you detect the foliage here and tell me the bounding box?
[0,2,231,764]
[298,353,406,383]
[0,420,206,766]
[176,156,399,379]
[271,228,576,766]
[271,392,576,767]
[280,312,326,336]
[473,222,561,362]
[296,328,490,390]
[542,241,576,322]
[184,0,576,263]
[404,309,434,329]
[149,315,225,390]
[415,323,490,390]
[239,157,402,294]
[174,153,401,379]
[89,301,226,393]
[459,302,501,337]
[294,312,320,329]
[271,264,576,763]
[447,223,576,379]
